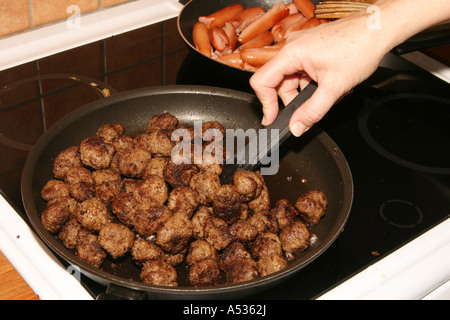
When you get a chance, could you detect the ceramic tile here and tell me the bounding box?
[164,17,186,53]
[0,62,39,108]
[31,0,100,26]
[164,48,189,85]
[0,0,31,37]
[105,23,163,72]
[106,58,163,91]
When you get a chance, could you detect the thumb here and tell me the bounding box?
[288,84,340,137]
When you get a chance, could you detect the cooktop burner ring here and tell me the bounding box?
[358,93,450,175]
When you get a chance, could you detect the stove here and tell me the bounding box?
[0,11,449,299]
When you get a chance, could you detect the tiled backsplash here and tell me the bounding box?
[0,0,133,38]
[0,17,189,209]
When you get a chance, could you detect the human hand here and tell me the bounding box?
[249,12,387,137]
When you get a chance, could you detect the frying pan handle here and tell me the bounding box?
[392,28,450,55]
[242,81,318,169]
[266,81,318,144]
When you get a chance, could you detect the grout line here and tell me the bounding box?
[28,0,34,27]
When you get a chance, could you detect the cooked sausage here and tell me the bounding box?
[193,22,212,57]
[293,0,316,19]
[199,3,244,28]
[235,30,274,52]
[231,6,265,33]
[238,2,290,44]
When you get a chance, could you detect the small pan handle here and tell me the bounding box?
[392,28,450,55]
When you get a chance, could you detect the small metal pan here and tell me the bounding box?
[21,85,353,299]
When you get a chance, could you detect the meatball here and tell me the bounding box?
[202,121,225,143]
[212,184,242,224]
[58,218,82,249]
[279,220,311,253]
[92,169,123,203]
[167,186,198,217]
[79,136,115,170]
[41,179,70,202]
[163,160,199,189]
[137,174,168,206]
[164,249,187,267]
[77,198,111,232]
[257,254,287,277]
[76,229,107,268]
[47,196,79,218]
[204,217,231,251]
[118,147,152,178]
[250,232,283,259]
[132,238,164,264]
[52,146,82,180]
[191,206,213,239]
[229,219,258,243]
[155,212,193,254]
[248,185,270,214]
[110,193,137,228]
[140,260,177,286]
[269,199,296,230]
[232,170,265,202]
[247,212,278,234]
[41,201,71,234]
[143,157,168,179]
[219,242,258,284]
[133,204,173,238]
[64,166,95,202]
[147,112,178,133]
[98,222,135,259]
[96,123,124,143]
[135,130,174,157]
[295,190,328,225]
[185,240,218,266]
[189,171,221,205]
[188,259,221,287]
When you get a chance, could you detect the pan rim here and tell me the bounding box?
[21,85,353,297]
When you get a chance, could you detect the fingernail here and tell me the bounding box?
[291,122,308,137]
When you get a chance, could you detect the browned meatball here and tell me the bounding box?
[229,219,258,243]
[295,190,328,225]
[219,241,258,284]
[189,171,221,205]
[250,232,283,259]
[155,212,193,254]
[257,254,287,277]
[41,179,70,202]
[76,229,107,268]
[65,166,95,202]
[147,112,178,133]
[167,186,198,217]
[140,259,177,286]
[132,238,164,264]
[76,198,111,232]
[232,170,264,202]
[52,146,82,180]
[191,206,213,239]
[247,212,278,235]
[188,259,221,287]
[98,222,135,259]
[194,150,223,176]
[112,135,135,153]
[110,192,139,228]
[96,123,124,143]
[163,160,199,189]
[79,136,115,170]
[47,196,80,218]
[163,248,187,267]
[248,185,270,214]
[133,204,173,238]
[204,217,231,251]
[212,184,242,224]
[92,169,123,203]
[136,174,168,206]
[41,201,71,234]
[279,220,311,253]
[143,157,168,179]
[185,239,218,266]
[202,121,225,143]
[58,218,82,249]
[118,147,152,178]
[136,130,174,157]
[122,178,141,195]
[269,199,296,230]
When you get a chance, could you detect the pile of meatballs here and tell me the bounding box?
[40,112,327,287]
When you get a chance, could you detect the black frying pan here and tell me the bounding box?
[21,85,353,299]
